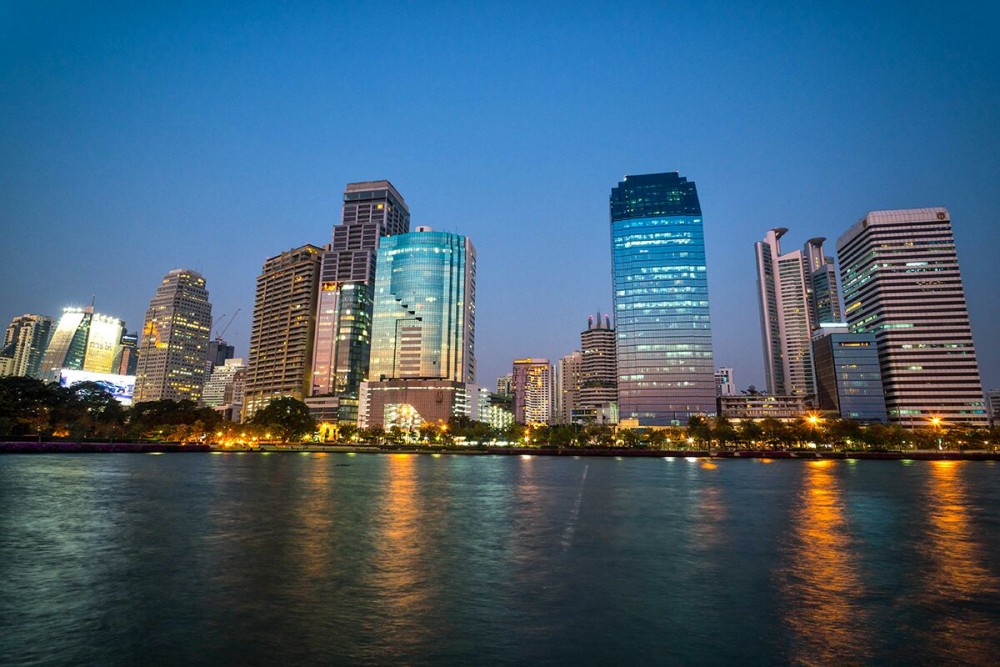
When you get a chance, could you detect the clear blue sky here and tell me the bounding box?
[2,1,998,391]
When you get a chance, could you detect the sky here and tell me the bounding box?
[2,1,999,392]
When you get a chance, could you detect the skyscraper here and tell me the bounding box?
[578,311,617,421]
[512,358,551,425]
[714,368,736,397]
[754,230,842,397]
[0,314,53,378]
[358,227,476,428]
[39,306,125,380]
[311,180,410,423]
[610,172,715,425]
[134,269,213,403]
[243,245,323,418]
[554,350,582,425]
[837,208,986,426]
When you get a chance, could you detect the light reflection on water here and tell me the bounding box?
[779,460,872,666]
[918,461,1000,664]
[1,454,999,665]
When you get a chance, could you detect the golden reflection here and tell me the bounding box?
[369,453,438,651]
[780,461,871,665]
[919,461,1000,662]
[295,455,337,579]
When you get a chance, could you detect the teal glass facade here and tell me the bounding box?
[611,173,715,425]
[369,229,475,384]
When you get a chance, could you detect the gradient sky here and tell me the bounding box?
[2,1,998,392]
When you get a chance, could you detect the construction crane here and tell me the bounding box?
[213,308,240,341]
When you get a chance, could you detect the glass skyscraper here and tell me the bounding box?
[610,172,715,425]
[368,228,475,384]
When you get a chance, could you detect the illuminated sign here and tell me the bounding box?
[59,369,136,405]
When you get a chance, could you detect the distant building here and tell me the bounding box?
[611,172,715,425]
[39,306,125,380]
[838,208,987,426]
[811,325,887,423]
[714,368,736,398]
[134,269,213,404]
[554,351,582,425]
[719,395,808,421]
[0,314,53,378]
[986,389,1000,428]
[243,245,323,418]
[311,180,410,424]
[114,331,139,376]
[496,373,513,396]
[206,339,235,369]
[202,358,246,408]
[755,230,842,398]
[359,227,476,429]
[512,358,551,425]
[577,312,616,423]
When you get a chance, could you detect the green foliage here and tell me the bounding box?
[248,396,316,443]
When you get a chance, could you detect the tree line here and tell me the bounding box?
[1,376,995,450]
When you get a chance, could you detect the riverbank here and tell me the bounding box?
[2,441,997,460]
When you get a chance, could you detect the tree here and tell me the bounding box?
[248,397,316,443]
[687,415,712,447]
[712,416,738,450]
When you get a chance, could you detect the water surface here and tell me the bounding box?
[2,454,998,665]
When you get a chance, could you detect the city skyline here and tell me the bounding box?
[2,3,998,392]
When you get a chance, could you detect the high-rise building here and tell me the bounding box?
[359,227,476,428]
[714,368,736,397]
[611,172,715,425]
[39,306,125,380]
[0,314,53,378]
[554,351,582,425]
[311,180,410,423]
[578,311,617,421]
[512,358,551,425]
[837,208,986,426]
[755,230,842,398]
[811,325,887,423]
[243,245,323,418]
[134,269,213,403]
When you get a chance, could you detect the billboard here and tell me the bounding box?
[59,369,136,405]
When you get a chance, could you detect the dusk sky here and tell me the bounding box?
[2,2,998,391]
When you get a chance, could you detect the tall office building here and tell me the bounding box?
[312,180,410,423]
[611,172,715,425]
[578,311,617,419]
[359,228,476,428]
[554,350,582,425]
[512,358,552,425]
[134,269,213,403]
[755,230,842,397]
[39,306,125,380]
[837,208,986,426]
[986,389,1000,428]
[243,245,323,418]
[0,314,53,378]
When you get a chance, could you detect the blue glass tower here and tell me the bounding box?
[610,172,715,425]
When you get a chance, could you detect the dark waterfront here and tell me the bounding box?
[2,454,999,665]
